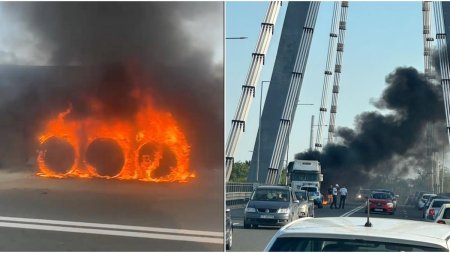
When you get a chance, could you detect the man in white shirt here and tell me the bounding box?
[339,186,348,209]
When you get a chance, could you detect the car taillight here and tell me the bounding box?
[437,220,446,224]
[429,209,435,216]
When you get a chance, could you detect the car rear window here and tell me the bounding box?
[443,208,450,219]
[432,200,450,208]
[268,238,446,252]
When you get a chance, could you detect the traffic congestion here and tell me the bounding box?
[226,160,450,252]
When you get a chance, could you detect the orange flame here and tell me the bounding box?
[37,92,194,183]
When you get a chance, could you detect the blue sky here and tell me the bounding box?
[226,2,424,162]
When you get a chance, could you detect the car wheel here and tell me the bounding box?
[252,224,259,229]
[318,203,323,209]
[243,221,251,229]
[226,228,232,250]
[390,212,395,215]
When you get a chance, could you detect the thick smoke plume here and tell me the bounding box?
[0,2,223,174]
[295,67,446,188]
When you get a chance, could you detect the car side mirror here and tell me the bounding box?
[226,208,230,213]
[294,200,300,204]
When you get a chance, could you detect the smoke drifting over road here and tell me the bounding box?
[296,67,446,187]
[0,2,223,174]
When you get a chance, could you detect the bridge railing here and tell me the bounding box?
[226,182,258,208]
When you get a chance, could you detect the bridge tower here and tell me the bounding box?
[247,2,320,184]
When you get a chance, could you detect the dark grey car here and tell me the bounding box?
[244,185,300,228]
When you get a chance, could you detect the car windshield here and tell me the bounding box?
[268,238,446,252]
[295,191,307,201]
[251,189,290,202]
[291,172,320,181]
[372,192,391,199]
[301,187,318,192]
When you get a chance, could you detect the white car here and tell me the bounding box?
[435,203,450,225]
[264,217,450,251]
[424,199,450,221]
[418,193,437,210]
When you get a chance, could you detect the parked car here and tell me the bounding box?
[226,208,233,250]
[418,193,436,210]
[264,217,450,251]
[366,191,395,215]
[424,198,450,221]
[301,186,323,208]
[244,185,300,228]
[294,190,314,218]
[434,203,450,225]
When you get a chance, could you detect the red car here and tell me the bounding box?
[366,192,395,215]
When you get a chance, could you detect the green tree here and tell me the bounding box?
[229,161,250,182]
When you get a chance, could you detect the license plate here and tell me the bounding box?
[374,208,383,212]
[260,215,274,219]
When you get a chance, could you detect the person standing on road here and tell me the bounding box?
[330,184,338,209]
[327,185,333,204]
[339,186,348,209]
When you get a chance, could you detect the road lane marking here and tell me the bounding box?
[340,205,365,217]
[0,216,222,237]
[0,221,223,244]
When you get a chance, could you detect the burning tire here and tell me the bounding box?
[137,143,177,180]
[86,138,125,177]
[38,137,76,176]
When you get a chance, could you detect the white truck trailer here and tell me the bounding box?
[289,160,323,191]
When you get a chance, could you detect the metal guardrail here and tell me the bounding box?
[226,182,258,207]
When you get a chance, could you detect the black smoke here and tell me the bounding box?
[295,67,446,188]
[0,2,223,174]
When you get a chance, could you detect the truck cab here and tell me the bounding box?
[288,160,323,192]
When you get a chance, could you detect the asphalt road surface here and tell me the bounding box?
[228,200,424,252]
[0,169,224,251]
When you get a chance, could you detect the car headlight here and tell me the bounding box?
[245,207,256,213]
[277,208,290,214]
[386,203,394,208]
[357,194,362,198]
